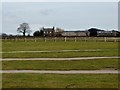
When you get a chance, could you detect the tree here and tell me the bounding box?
[33,31,41,36]
[1,33,8,37]
[33,30,43,37]
[55,27,64,36]
[17,23,31,36]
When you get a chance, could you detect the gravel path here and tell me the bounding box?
[0,70,118,74]
[1,56,120,61]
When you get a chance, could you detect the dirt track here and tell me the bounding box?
[0,70,118,74]
[1,49,104,53]
[1,56,120,61]
[1,56,119,74]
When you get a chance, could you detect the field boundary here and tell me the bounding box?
[2,37,120,42]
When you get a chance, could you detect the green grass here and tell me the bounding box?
[2,40,118,58]
[2,40,118,51]
[2,58,118,70]
[2,50,119,58]
[2,73,118,88]
[2,39,119,88]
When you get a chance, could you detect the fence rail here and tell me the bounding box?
[1,36,120,42]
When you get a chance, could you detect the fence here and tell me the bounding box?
[1,36,120,42]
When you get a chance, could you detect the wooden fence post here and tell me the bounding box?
[65,37,66,42]
[104,37,107,42]
[24,38,27,42]
[75,37,76,42]
[35,38,37,42]
[45,37,46,42]
[55,37,56,42]
[114,38,117,42]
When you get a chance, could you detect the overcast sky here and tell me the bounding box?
[2,2,118,35]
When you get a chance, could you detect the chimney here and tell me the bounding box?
[53,26,55,30]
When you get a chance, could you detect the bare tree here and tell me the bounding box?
[17,23,31,36]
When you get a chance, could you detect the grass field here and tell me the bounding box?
[2,58,118,70]
[3,40,118,51]
[2,40,118,58]
[2,51,118,58]
[2,73,118,88]
[2,38,119,88]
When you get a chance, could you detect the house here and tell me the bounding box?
[41,27,55,36]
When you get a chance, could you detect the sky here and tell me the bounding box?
[2,2,118,35]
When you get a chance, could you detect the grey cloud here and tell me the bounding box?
[39,9,53,15]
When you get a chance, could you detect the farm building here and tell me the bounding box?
[97,31,113,36]
[97,30,120,37]
[41,27,55,36]
[61,31,89,37]
[88,28,104,37]
[76,31,90,36]
[62,31,76,36]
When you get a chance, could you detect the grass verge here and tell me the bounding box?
[2,58,118,70]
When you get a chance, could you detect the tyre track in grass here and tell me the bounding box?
[1,56,120,61]
[0,70,118,74]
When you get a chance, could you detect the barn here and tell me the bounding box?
[61,31,89,37]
